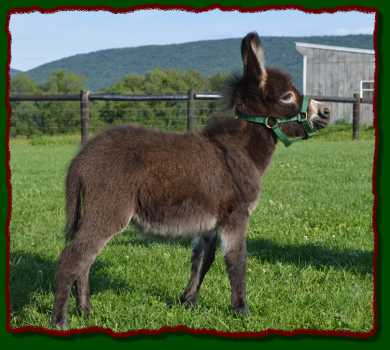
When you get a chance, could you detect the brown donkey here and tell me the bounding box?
[52,32,330,328]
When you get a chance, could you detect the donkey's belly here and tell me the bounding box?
[132,208,217,237]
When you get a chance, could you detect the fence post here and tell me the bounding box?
[352,93,361,140]
[186,89,195,132]
[80,90,90,145]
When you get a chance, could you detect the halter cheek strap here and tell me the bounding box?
[237,96,318,147]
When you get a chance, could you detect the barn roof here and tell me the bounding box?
[295,42,374,55]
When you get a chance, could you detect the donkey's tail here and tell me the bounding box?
[64,164,83,242]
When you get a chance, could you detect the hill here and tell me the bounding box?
[10,68,23,77]
[23,35,373,91]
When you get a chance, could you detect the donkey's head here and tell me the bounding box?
[230,32,330,144]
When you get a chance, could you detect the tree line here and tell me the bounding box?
[10,69,228,137]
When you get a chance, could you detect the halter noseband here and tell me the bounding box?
[237,96,317,147]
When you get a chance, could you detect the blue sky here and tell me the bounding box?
[10,9,375,71]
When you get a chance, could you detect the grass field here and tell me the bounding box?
[9,124,375,333]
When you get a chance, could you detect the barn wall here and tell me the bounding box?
[297,46,374,124]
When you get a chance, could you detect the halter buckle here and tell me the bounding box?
[265,116,278,129]
[298,112,308,121]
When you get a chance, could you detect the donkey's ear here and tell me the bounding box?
[241,32,267,88]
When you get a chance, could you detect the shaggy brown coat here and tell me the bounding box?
[52,32,330,328]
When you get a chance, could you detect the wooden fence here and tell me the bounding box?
[10,90,373,145]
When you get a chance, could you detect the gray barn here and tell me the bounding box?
[295,42,374,124]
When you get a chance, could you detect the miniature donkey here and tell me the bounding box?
[52,32,330,328]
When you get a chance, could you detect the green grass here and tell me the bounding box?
[9,130,375,333]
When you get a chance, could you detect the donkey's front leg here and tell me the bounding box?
[220,216,248,315]
[180,232,217,306]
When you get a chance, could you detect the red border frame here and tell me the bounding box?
[5,3,379,339]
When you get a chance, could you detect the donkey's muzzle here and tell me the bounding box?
[319,106,330,120]
[309,100,330,130]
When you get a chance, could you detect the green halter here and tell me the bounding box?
[237,96,317,147]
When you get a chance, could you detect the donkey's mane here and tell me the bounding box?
[224,73,262,108]
[202,116,241,138]
[199,72,255,139]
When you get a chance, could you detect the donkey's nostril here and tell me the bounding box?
[320,107,330,118]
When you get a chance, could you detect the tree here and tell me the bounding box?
[11,74,39,94]
[10,68,231,136]
[203,72,229,125]
[99,69,209,131]
[208,72,228,92]
[39,70,86,134]
[10,74,42,136]
[42,70,85,94]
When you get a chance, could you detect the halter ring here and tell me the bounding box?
[265,116,278,129]
[299,112,308,121]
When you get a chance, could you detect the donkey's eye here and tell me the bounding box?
[280,92,295,104]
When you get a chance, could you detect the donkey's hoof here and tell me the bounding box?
[51,316,68,330]
[232,305,249,317]
[179,294,198,308]
[76,305,91,318]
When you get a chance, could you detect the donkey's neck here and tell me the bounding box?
[245,121,276,174]
[202,118,276,175]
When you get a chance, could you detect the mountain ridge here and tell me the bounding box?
[15,34,373,91]
[10,68,23,77]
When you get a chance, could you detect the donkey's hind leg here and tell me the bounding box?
[180,231,217,307]
[74,265,91,317]
[52,207,132,328]
[52,232,113,328]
